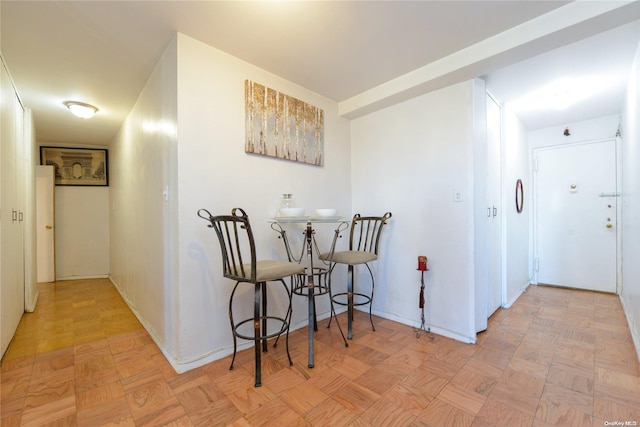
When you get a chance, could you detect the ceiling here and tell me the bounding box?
[1,1,640,146]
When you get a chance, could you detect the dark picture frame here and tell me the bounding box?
[40,146,108,186]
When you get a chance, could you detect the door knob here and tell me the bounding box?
[45,225,53,229]
[606,223,613,228]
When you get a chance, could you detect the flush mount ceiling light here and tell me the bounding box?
[63,101,98,119]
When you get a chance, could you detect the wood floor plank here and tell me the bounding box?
[1,280,640,426]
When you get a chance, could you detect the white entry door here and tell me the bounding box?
[534,139,617,293]
[36,165,55,282]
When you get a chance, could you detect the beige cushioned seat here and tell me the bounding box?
[321,251,377,265]
[232,261,305,281]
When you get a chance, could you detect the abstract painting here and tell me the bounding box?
[245,80,324,166]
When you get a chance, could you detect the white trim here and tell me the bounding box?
[503,283,530,309]
[371,307,477,344]
[619,294,640,363]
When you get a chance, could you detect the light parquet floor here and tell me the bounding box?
[1,279,640,426]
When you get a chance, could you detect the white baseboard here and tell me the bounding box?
[55,274,110,281]
[619,293,640,364]
[107,275,348,373]
[25,291,39,312]
[370,307,476,344]
[503,283,530,309]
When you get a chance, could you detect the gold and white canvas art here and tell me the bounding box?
[245,80,324,166]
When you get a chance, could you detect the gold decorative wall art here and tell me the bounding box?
[245,80,324,166]
[40,146,108,186]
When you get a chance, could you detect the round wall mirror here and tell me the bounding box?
[515,179,524,213]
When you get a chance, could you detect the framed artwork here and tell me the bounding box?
[40,146,108,186]
[245,80,324,166]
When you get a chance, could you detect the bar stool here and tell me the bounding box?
[197,207,305,387]
[322,212,392,339]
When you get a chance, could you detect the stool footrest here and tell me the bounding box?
[331,291,372,307]
[292,283,330,297]
[233,316,289,342]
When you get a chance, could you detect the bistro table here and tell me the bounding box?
[269,216,349,368]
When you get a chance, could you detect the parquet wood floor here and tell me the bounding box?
[2,279,639,426]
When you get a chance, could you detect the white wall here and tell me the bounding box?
[54,186,109,279]
[529,115,620,150]
[620,40,640,358]
[503,108,531,306]
[351,80,479,343]
[175,34,352,370]
[34,141,111,280]
[23,108,38,310]
[109,36,178,358]
[109,34,352,371]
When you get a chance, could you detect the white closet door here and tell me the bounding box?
[1,59,25,357]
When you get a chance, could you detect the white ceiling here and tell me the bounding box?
[1,1,640,146]
[484,20,640,130]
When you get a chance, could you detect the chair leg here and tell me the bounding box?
[326,264,348,346]
[274,277,292,349]
[229,282,241,371]
[269,277,295,366]
[347,265,354,340]
[365,263,376,332]
[254,282,262,387]
[327,267,333,329]
[261,282,268,353]
[284,277,294,366]
[312,292,319,332]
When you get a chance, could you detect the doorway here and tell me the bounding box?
[533,139,618,293]
[36,165,55,282]
[486,94,503,315]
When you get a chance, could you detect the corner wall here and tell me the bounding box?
[174,34,352,370]
[620,40,640,359]
[109,36,178,359]
[350,80,479,342]
[503,108,531,306]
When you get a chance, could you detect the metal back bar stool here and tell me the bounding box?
[323,212,392,339]
[198,207,305,387]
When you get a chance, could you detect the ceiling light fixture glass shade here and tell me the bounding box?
[63,101,98,119]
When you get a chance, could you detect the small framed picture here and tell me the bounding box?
[40,146,108,186]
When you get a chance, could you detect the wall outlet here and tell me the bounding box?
[453,188,463,202]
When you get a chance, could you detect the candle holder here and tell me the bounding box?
[415,256,434,339]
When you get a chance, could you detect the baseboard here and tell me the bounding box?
[370,307,476,344]
[25,290,39,312]
[619,292,640,364]
[55,274,110,281]
[106,275,348,373]
[503,282,530,308]
[106,275,186,372]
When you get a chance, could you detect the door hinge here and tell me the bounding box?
[534,157,539,172]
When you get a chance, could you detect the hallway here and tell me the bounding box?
[1,279,639,426]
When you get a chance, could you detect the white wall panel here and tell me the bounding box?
[351,81,478,342]
[620,40,640,359]
[54,186,109,279]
